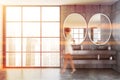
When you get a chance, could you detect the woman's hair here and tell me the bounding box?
[64,27,71,32]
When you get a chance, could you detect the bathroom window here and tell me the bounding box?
[71,28,85,44]
[4,6,60,68]
[93,28,101,43]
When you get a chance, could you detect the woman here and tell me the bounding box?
[61,27,76,74]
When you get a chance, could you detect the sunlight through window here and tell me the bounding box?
[23,7,40,21]
[5,6,60,67]
[6,7,21,21]
[42,7,60,21]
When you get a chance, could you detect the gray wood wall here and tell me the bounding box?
[60,5,113,68]
[60,5,112,50]
[112,0,120,72]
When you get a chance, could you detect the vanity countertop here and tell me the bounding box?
[72,50,116,55]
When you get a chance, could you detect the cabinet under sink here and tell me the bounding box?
[70,50,116,68]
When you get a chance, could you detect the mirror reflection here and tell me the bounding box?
[88,13,111,45]
[63,13,87,44]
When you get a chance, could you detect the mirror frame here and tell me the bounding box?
[63,13,87,44]
[88,13,112,45]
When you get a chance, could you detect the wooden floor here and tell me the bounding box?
[0,68,120,80]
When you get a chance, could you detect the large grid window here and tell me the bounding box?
[71,28,85,44]
[4,6,60,67]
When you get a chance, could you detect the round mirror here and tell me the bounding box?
[88,13,111,45]
[63,13,87,44]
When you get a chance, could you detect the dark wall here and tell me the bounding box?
[60,5,112,50]
[60,5,112,68]
[111,0,120,72]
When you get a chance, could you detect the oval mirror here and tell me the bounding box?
[63,13,87,44]
[88,13,111,45]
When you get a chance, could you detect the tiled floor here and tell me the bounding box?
[0,68,120,80]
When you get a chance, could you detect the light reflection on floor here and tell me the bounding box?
[0,68,120,80]
[6,68,61,80]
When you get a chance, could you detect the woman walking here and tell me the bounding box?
[61,27,76,74]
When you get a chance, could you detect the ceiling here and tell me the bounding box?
[0,0,119,5]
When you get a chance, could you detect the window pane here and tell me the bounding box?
[98,34,101,39]
[6,22,21,37]
[79,34,84,38]
[42,38,60,51]
[23,53,40,66]
[23,22,40,37]
[94,34,98,39]
[97,29,101,33]
[42,22,60,37]
[23,7,40,21]
[74,34,79,38]
[94,34,101,39]
[93,29,98,33]
[6,7,21,21]
[73,29,78,33]
[22,38,40,52]
[42,7,60,21]
[6,38,21,51]
[94,28,100,33]
[79,29,84,33]
[6,53,21,67]
[42,53,60,67]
